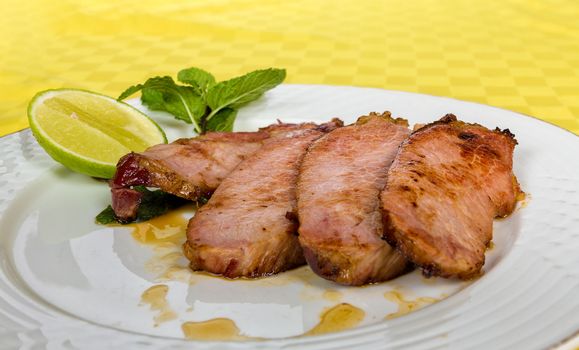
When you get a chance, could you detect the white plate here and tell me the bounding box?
[1,85,578,350]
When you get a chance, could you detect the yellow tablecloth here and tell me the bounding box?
[1,0,578,137]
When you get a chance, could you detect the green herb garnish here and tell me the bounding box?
[118,67,286,134]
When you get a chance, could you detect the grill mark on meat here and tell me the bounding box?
[381,114,521,279]
[110,122,331,221]
[297,112,411,286]
[184,119,343,278]
[458,132,477,140]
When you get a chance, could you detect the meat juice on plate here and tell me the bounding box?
[180,303,366,340]
[140,284,178,326]
[121,207,449,339]
[182,318,251,341]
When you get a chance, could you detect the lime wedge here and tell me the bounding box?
[28,89,167,179]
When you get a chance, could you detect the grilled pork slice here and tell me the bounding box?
[381,114,521,279]
[297,112,411,285]
[184,119,343,277]
[110,121,328,221]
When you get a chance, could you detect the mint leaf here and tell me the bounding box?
[141,84,202,124]
[95,205,117,224]
[118,84,143,101]
[178,67,216,95]
[205,68,285,119]
[118,76,206,133]
[205,108,237,132]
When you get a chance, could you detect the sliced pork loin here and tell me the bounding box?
[184,119,343,278]
[110,121,328,222]
[297,112,411,285]
[381,114,521,279]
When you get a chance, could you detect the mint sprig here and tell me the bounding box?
[119,67,285,134]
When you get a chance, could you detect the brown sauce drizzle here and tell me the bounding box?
[140,284,177,326]
[517,191,530,209]
[126,207,200,282]
[182,318,253,341]
[384,291,439,319]
[305,303,365,336]
[129,207,191,245]
[181,303,365,340]
[322,289,343,302]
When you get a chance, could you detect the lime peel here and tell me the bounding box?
[28,88,167,179]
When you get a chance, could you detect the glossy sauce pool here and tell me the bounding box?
[122,207,447,339]
[180,303,365,340]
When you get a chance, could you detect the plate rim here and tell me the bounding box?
[1,84,578,349]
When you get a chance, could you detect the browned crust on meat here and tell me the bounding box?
[301,242,411,285]
[141,155,211,198]
[381,211,484,279]
[183,239,305,278]
[296,113,411,285]
[381,114,522,279]
[315,118,345,132]
[414,113,518,145]
[356,111,409,127]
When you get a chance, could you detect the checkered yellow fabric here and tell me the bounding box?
[1,0,578,136]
